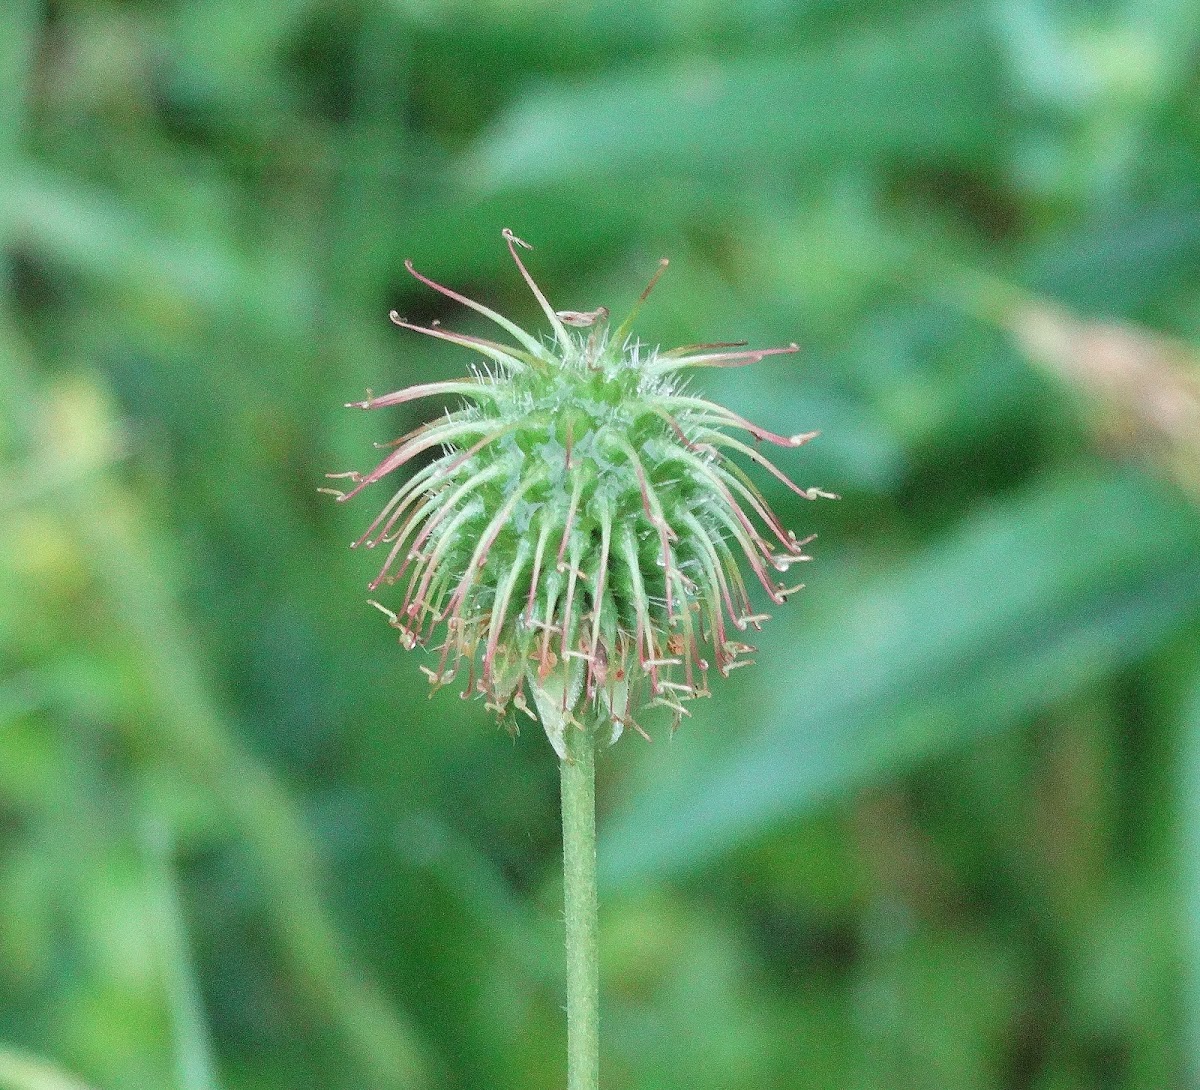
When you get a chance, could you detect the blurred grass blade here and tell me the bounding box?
[1182,673,1200,1087]
[72,465,436,1090]
[0,1050,98,1090]
[143,821,221,1090]
[399,815,554,981]
[0,339,436,1090]
[464,10,1000,191]
[0,0,37,167]
[602,469,1200,888]
[0,0,37,296]
[939,265,1200,497]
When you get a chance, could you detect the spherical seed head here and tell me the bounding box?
[327,231,834,756]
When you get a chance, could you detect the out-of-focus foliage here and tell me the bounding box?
[2,1,1199,1089]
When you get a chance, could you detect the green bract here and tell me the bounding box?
[327,230,832,754]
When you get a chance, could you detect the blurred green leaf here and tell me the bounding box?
[1181,673,1200,1087]
[602,468,1200,887]
[9,169,318,338]
[0,672,46,726]
[0,1050,98,1090]
[464,9,1003,191]
[1028,202,1200,314]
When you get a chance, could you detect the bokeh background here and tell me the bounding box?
[3,1,1200,1088]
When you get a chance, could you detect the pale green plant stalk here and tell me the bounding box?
[332,231,831,1084]
[561,720,599,1090]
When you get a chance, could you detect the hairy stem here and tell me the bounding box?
[560,721,599,1090]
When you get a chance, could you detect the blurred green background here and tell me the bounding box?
[3,1,1200,1088]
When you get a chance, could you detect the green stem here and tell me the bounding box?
[560,722,599,1090]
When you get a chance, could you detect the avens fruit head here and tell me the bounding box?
[326,230,834,756]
